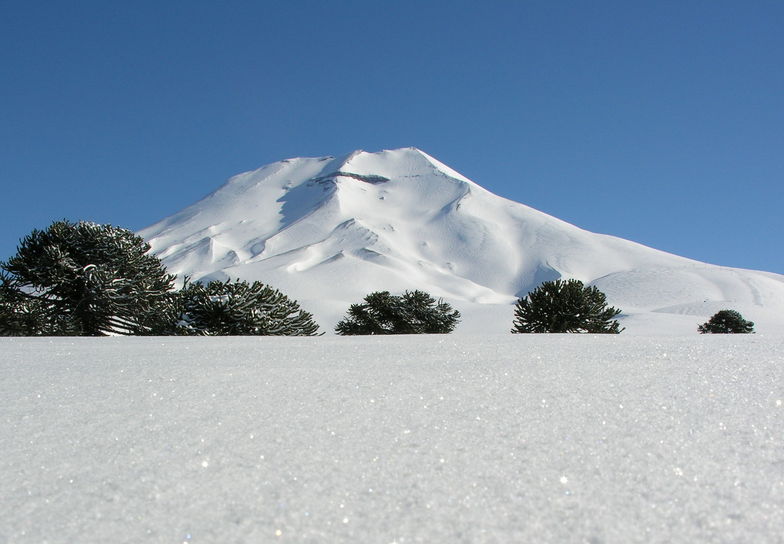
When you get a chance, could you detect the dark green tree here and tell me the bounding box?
[512,278,623,333]
[335,290,460,335]
[1,220,176,336]
[698,310,754,334]
[175,278,320,336]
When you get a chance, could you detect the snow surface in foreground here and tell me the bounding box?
[2,335,783,543]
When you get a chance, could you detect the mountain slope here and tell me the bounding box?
[140,148,784,334]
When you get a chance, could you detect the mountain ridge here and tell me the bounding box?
[140,148,784,334]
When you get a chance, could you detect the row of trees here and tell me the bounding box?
[332,279,753,334]
[0,220,754,336]
[0,221,319,336]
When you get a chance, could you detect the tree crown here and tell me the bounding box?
[2,220,175,335]
[698,309,754,334]
[335,289,460,335]
[512,278,623,333]
[176,278,320,336]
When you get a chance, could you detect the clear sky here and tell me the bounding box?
[1,1,782,273]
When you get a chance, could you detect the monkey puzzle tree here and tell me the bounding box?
[335,290,460,335]
[174,278,320,336]
[512,278,623,334]
[1,220,176,335]
[698,309,754,334]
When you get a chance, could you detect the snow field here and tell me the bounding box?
[1,335,783,543]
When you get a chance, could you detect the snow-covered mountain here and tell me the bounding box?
[140,148,784,334]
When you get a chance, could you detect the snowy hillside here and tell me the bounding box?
[2,335,783,543]
[140,148,784,334]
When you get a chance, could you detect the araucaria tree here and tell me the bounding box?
[175,278,320,336]
[1,220,176,336]
[698,310,754,334]
[512,278,623,333]
[335,290,460,335]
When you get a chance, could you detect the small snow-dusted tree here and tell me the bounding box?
[512,279,623,333]
[175,278,320,336]
[698,310,754,334]
[335,290,460,335]
[1,220,176,336]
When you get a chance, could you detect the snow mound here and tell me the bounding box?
[140,148,784,334]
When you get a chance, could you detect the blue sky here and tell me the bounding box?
[1,1,782,272]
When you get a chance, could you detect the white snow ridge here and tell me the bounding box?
[140,147,784,334]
